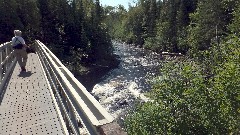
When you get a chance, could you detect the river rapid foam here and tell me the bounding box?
[92,41,163,119]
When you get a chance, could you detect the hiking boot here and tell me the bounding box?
[21,67,26,72]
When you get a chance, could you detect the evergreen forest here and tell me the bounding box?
[0,0,239,134]
[103,0,239,134]
[0,0,116,75]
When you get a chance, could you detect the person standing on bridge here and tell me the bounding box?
[12,30,28,72]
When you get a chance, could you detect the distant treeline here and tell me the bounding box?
[103,0,239,55]
[0,0,114,67]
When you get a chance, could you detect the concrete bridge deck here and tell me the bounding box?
[0,53,67,135]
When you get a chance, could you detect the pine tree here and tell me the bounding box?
[37,0,58,44]
[142,0,157,39]
[15,0,41,42]
[188,0,234,53]
[228,0,240,35]
[176,0,197,53]
[152,0,178,52]
[0,0,23,42]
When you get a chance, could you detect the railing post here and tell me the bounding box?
[0,50,2,81]
[0,42,16,94]
[2,45,5,74]
[5,45,9,71]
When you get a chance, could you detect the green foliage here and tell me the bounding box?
[144,21,171,52]
[0,0,115,68]
[176,27,189,54]
[104,0,199,53]
[188,0,238,55]
[228,1,240,36]
[104,0,237,55]
[103,0,158,46]
[102,5,127,40]
[15,0,41,42]
[125,35,240,134]
[0,0,24,41]
[125,6,145,45]
[127,6,240,134]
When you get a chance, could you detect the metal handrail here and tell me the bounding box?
[0,42,16,96]
[35,40,114,134]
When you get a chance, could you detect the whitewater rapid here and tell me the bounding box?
[92,41,163,119]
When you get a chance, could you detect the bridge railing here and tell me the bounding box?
[0,42,16,95]
[35,40,114,135]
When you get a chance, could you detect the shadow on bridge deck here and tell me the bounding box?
[0,53,67,135]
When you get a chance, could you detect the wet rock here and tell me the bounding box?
[94,95,100,101]
[117,99,128,106]
[98,122,127,135]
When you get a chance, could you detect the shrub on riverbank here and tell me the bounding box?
[124,35,240,134]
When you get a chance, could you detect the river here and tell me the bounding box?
[91,41,172,120]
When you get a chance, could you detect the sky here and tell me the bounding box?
[100,0,135,9]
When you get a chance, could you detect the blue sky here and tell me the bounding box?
[100,0,135,9]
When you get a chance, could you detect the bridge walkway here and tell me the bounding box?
[0,53,67,135]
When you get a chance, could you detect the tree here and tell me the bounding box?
[125,1,240,134]
[103,5,127,40]
[86,0,113,62]
[0,0,23,42]
[188,0,234,53]
[142,0,157,39]
[126,5,145,45]
[176,0,198,53]
[15,0,41,42]
[228,0,240,35]
[37,0,59,44]
[145,0,178,52]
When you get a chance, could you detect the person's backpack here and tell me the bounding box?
[13,38,23,49]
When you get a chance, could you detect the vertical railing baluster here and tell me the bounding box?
[0,42,16,93]
[2,46,5,75]
[0,49,2,81]
[6,45,9,71]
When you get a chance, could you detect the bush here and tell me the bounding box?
[124,35,240,135]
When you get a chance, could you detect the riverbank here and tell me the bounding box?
[73,54,120,91]
[72,41,183,117]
